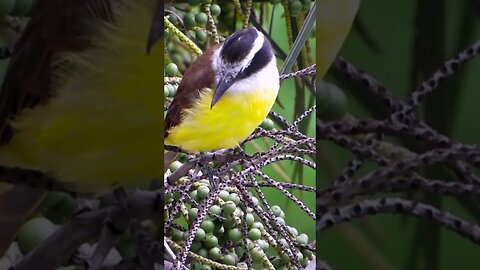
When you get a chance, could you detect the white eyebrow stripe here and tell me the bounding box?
[240,29,265,68]
[210,28,268,85]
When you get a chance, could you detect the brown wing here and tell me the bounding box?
[0,0,114,144]
[164,44,219,137]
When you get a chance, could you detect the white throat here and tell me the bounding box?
[227,58,279,93]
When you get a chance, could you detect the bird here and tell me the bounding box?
[164,27,280,169]
[0,0,162,254]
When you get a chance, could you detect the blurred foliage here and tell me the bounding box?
[318,0,480,269]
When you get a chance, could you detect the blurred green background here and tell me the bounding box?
[318,0,480,269]
[247,2,317,242]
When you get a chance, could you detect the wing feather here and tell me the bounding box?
[0,0,116,144]
[164,44,219,137]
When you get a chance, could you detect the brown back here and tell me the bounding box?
[164,44,219,137]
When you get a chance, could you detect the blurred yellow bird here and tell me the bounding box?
[0,0,162,254]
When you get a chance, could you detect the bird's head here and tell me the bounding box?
[210,28,278,108]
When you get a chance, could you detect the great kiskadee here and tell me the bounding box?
[164,28,279,158]
[0,0,162,254]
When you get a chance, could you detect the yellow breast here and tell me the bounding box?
[165,87,278,153]
[0,0,162,192]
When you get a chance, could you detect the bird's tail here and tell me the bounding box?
[0,186,46,256]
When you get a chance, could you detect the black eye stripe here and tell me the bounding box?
[220,28,258,63]
[236,38,273,80]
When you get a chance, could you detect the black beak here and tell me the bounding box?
[211,73,236,109]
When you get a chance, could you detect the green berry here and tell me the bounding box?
[210,4,221,16]
[195,29,208,43]
[300,258,310,267]
[194,228,206,241]
[178,153,188,163]
[183,13,196,29]
[280,252,291,263]
[256,239,269,250]
[168,14,179,25]
[248,228,261,240]
[276,216,285,225]
[205,235,219,249]
[169,160,182,172]
[234,207,242,217]
[296,251,304,261]
[209,205,221,216]
[271,205,282,217]
[17,217,56,254]
[188,208,198,221]
[288,226,298,237]
[222,254,236,265]
[189,190,199,202]
[201,219,214,233]
[226,193,240,205]
[208,247,222,260]
[227,228,242,242]
[171,53,183,66]
[252,222,264,230]
[223,218,236,229]
[251,247,263,262]
[197,185,210,199]
[218,190,229,200]
[199,179,210,187]
[195,12,208,25]
[165,63,179,76]
[296,233,309,245]
[164,192,174,203]
[164,85,170,97]
[164,83,173,96]
[251,196,259,205]
[271,257,284,268]
[44,193,75,224]
[245,213,255,227]
[222,201,236,215]
[290,0,303,17]
[261,118,274,130]
[302,249,313,259]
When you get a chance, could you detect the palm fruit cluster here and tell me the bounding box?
[165,166,315,269]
